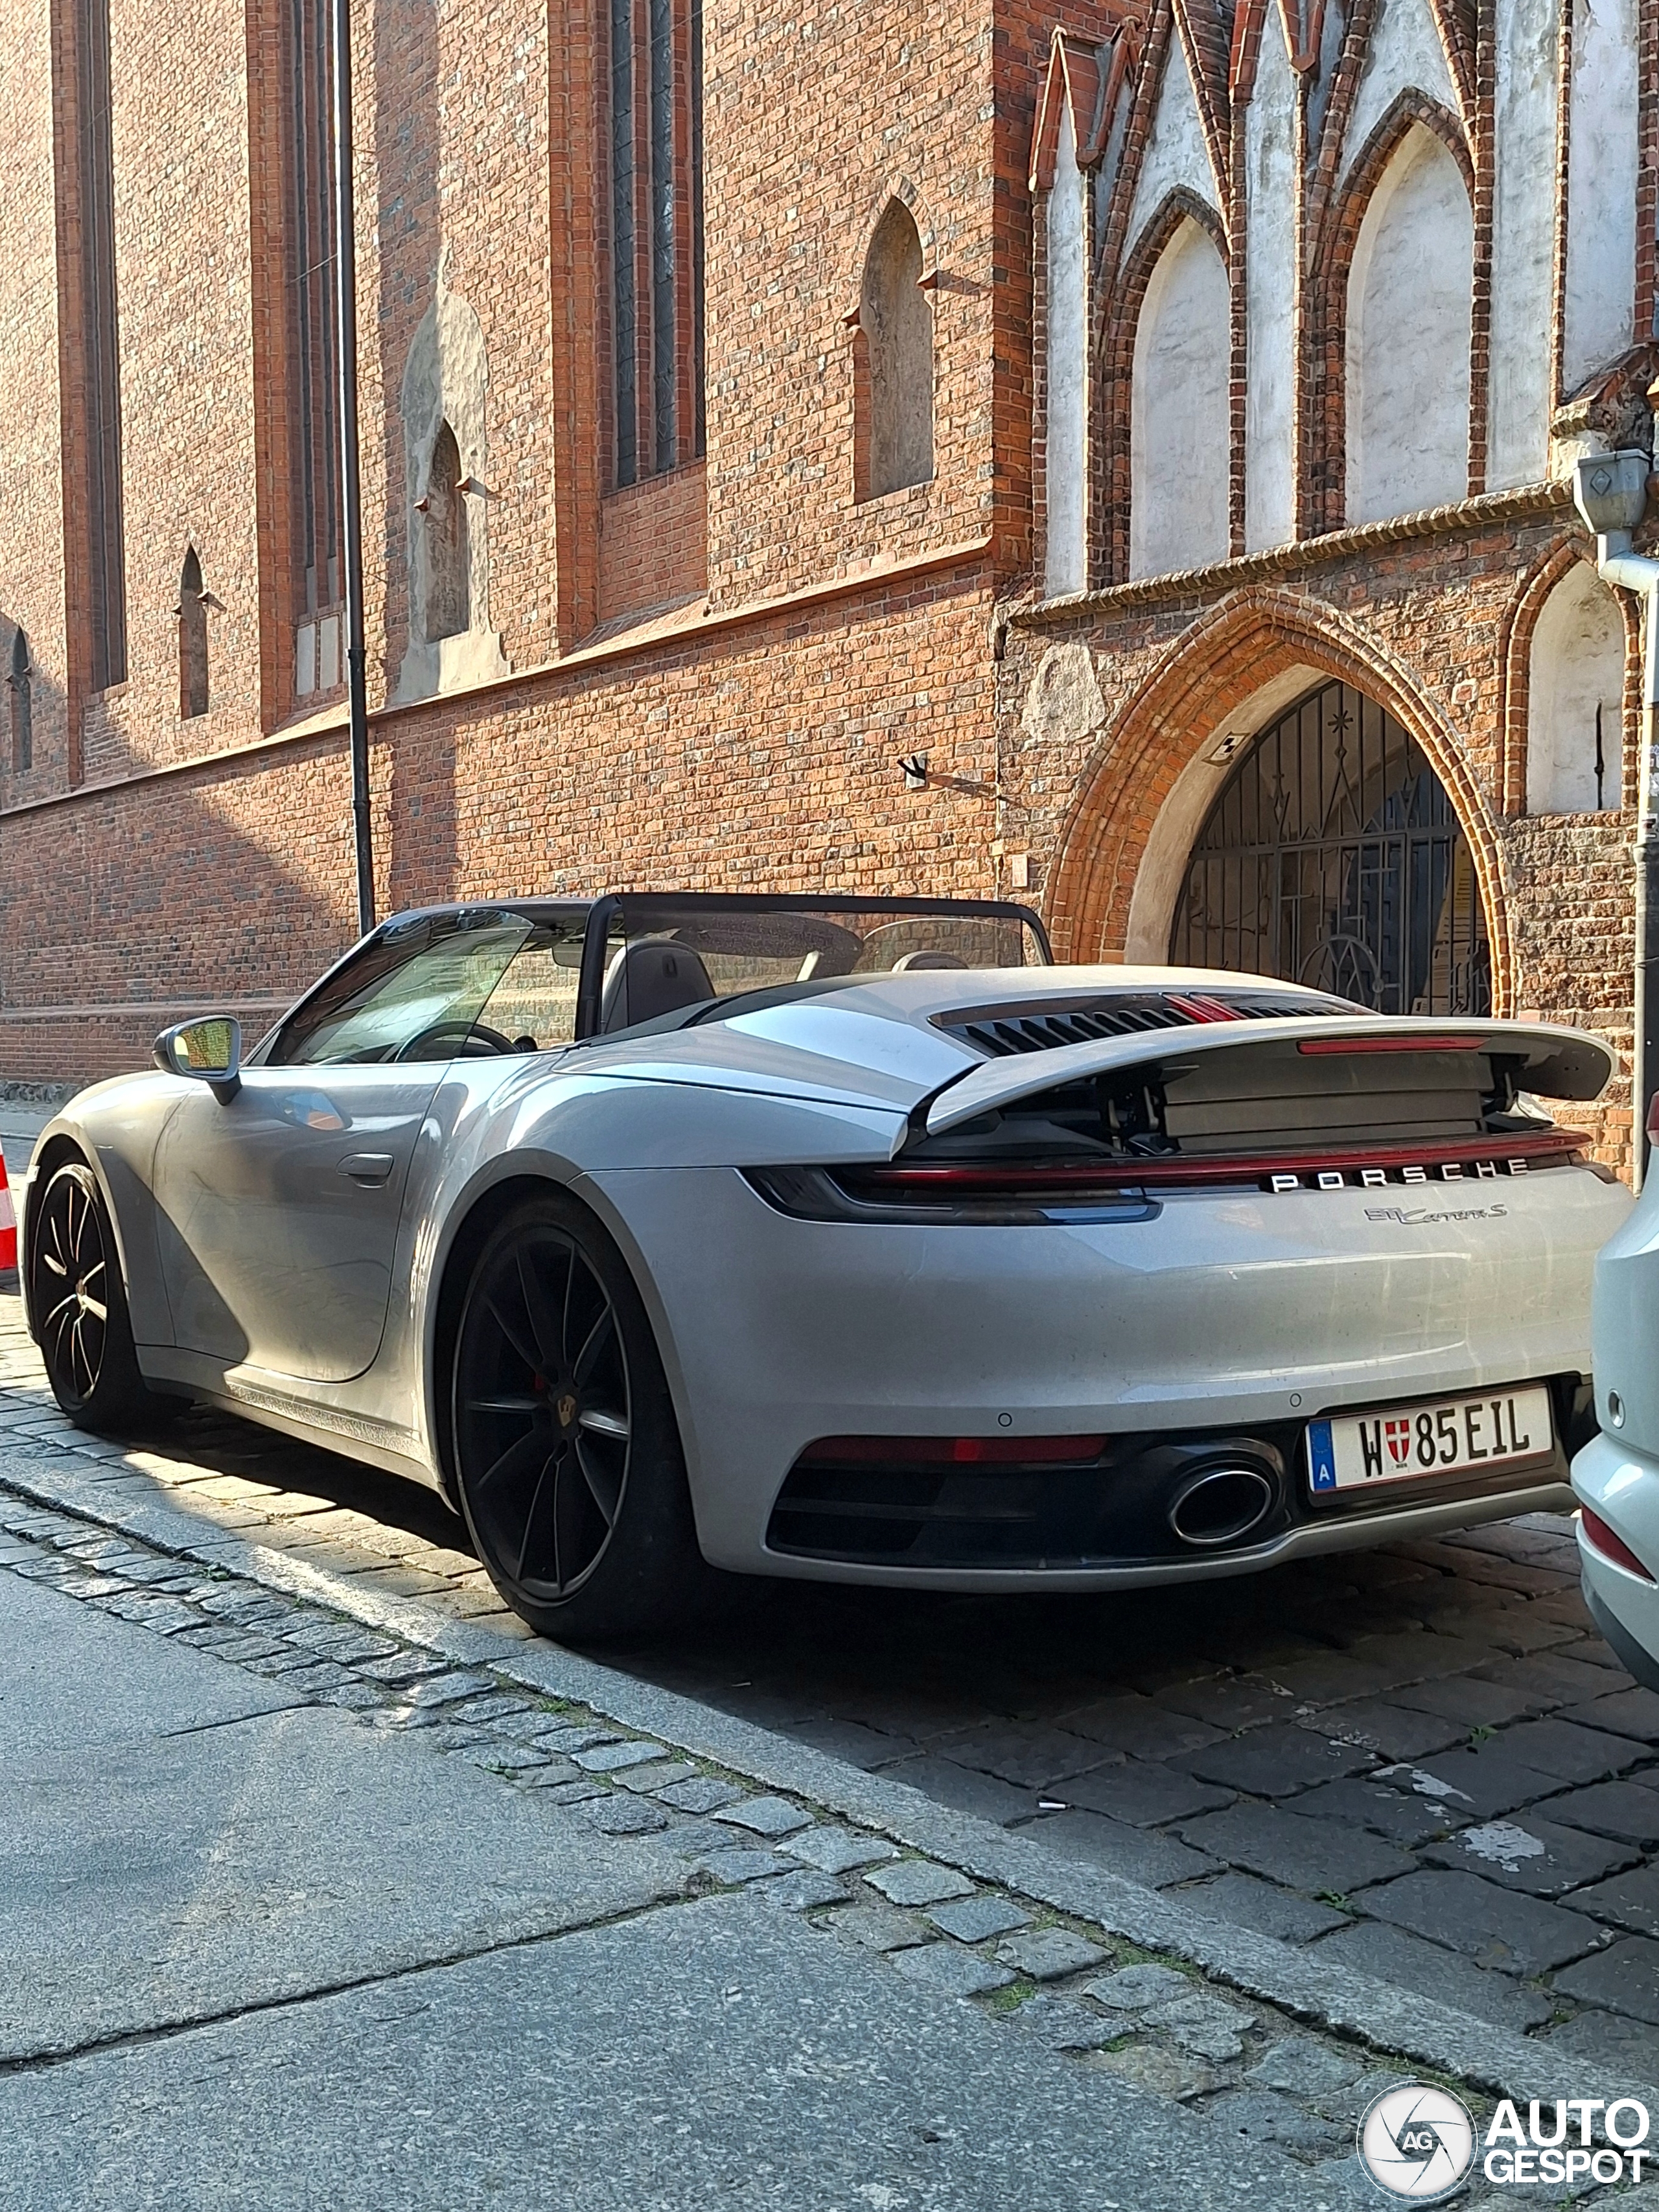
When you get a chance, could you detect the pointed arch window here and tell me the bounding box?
[422,422,470,641]
[855,200,934,501]
[71,0,127,691]
[179,547,209,719]
[8,630,32,774]
[607,0,705,486]
[280,0,343,696]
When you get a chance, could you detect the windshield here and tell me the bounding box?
[594,899,1047,1035]
[270,912,538,1065]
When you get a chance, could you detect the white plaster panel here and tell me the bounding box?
[1244,34,1297,551]
[1022,643,1106,744]
[1488,0,1559,489]
[1563,0,1639,391]
[1130,220,1232,578]
[1527,562,1627,813]
[1346,128,1473,524]
[1125,38,1219,249]
[1340,0,1459,185]
[1044,107,1090,599]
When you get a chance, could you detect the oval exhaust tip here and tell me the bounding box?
[1168,1465,1277,1549]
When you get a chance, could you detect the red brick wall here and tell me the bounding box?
[73,0,266,782]
[597,465,709,625]
[0,560,1003,1081]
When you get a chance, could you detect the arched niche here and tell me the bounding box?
[1527,562,1627,814]
[1042,100,1089,597]
[179,547,209,720]
[1345,126,1473,525]
[1129,216,1231,579]
[8,627,31,773]
[396,280,511,703]
[857,200,934,501]
[423,423,469,643]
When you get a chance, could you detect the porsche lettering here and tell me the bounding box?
[1268,1158,1534,1193]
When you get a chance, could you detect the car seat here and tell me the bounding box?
[599,939,717,1031]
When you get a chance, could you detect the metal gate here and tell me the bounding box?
[1169,680,1491,1015]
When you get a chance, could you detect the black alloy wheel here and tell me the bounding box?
[451,1193,702,1640]
[31,1159,173,1433]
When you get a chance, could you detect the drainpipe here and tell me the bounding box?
[331,0,375,939]
[1572,450,1659,1188]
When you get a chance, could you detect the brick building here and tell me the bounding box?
[0,0,1653,1161]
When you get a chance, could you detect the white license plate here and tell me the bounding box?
[1307,1385,1554,1494]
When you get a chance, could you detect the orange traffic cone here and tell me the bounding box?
[0,1149,15,1273]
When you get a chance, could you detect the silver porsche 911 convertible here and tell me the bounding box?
[21,892,1630,1639]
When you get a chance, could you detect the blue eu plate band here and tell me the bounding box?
[1307,1420,1337,1493]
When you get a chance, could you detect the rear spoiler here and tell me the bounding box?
[920,1017,1616,1138]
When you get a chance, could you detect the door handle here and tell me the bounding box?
[339,1153,395,1187]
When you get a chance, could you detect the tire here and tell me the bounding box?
[450,1191,704,1641]
[30,1159,179,1435]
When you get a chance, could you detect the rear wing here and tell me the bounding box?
[920,1017,1616,1138]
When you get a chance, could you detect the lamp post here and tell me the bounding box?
[1572,449,1659,1188]
[331,0,374,939]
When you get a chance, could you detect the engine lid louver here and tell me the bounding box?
[943,993,1349,1060]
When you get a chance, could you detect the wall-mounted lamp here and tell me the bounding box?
[898,752,929,790]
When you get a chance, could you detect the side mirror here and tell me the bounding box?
[154,1016,242,1102]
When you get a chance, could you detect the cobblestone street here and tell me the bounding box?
[2,1287,1654,2095]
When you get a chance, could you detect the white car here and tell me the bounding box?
[1571,1151,1659,1690]
[20,892,1630,1641]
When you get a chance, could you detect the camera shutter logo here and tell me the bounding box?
[1359,2084,1477,2200]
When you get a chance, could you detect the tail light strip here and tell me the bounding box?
[866,1125,1588,1195]
[1297,1036,1487,1055]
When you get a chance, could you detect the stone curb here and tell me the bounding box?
[5,1438,1657,2118]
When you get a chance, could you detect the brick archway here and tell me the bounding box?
[1043,588,1514,1013]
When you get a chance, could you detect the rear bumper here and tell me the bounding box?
[1570,1430,1659,1689]
[586,1161,1616,1585]
[764,1382,1585,1576]
[741,1479,1579,1591]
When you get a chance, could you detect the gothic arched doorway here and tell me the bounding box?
[1169,678,1492,1015]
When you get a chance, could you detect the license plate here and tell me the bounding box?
[1306,1385,1554,1494]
